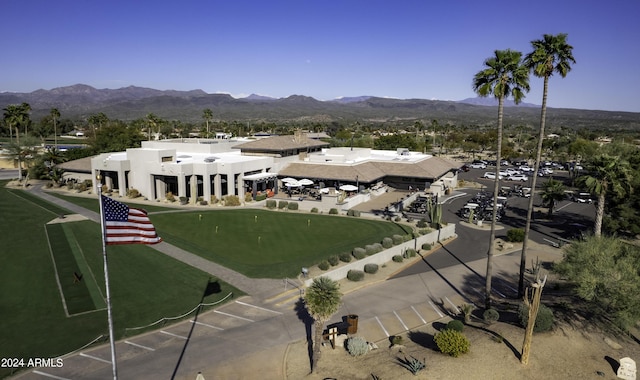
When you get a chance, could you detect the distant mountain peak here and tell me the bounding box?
[330,96,372,104]
[244,93,276,101]
[458,97,539,108]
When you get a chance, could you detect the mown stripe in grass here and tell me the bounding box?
[8,189,71,216]
[46,224,97,315]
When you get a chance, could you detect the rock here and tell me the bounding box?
[604,337,623,350]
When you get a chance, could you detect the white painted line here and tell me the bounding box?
[502,283,518,294]
[79,352,111,364]
[492,288,507,298]
[235,300,282,314]
[375,316,390,337]
[394,311,409,331]
[445,296,461,313]
[191,320,224,330]
[214,310,255,322]
[125,340,155,351]
[32,371,71,380]
[411,305,426,324]
[428,301,444,318]
[160,330,188,340]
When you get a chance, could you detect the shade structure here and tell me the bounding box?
[319,188,330,194]
[285,181,302,187]
[281,177,297,183]
[298,178,314,186]
[339,184,358,191]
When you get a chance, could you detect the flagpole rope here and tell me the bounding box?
[124,292,233,333]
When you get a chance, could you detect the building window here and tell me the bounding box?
[161,156,173,162]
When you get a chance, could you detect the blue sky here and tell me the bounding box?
[2,0,639,112]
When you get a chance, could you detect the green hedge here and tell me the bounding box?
[347,269,365,281]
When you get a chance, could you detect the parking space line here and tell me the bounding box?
[445,296,461,313]
[160,330,188,340]
[375,316,390,337]
[191,320,224,330]
[411,305,426,324]
[79,352,111,364]
[428,301,444,318]
[125,340,155,351]
[32,371,71,380]
[214,310,255,322]
[393,311,408,331]
[235,300,282,314]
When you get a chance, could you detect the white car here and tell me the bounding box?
[519,165,534,172]
[505,168,520,176]
[470,162,487,169]
[483,172,503,180]
[507,174,528,182]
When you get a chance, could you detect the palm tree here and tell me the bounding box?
[88,112,108,139]
[50,108,60,149]
[202,108,213,138]
[539,178,566,218]
[473,49,529,309]
[519,34,575,297]
[578,154,633,237]
[304,276,342,373]
[3,103,32,180]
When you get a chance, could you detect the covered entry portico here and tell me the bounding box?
[243,172,278,199]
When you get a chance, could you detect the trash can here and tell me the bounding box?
[346,314,359,334]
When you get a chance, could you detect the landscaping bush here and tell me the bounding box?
[394,216,401,222]
[199,200,208,206]
[446,319,465,332]
[244,192,253,202]
[210,195,219,204]
[310,207,318,213]
[287,202,299,210]
[317,260,330,271]
[265,199,277,209]
[166,192,176,202]
[346,209,361,217]
[418,229,430,235]
[416,218,428,228]
[392,234,404,245]
[364,263,379,274]
[224,195,241,206]
[518,303,554,332]
[179,196,188,204]
[346,336,369,357]
[278,200,288,209]
[339,252,352,263]
[347,269,365,282]
[365,244,382,256]
[392,255,404,263]
[404,248,417,258]
[483,308,500,325]
[391,335,403,346]
[126,188,140,198]
[421,243,432,250]
[382,237,394,249]
[328,208,339,215]
[352,247,366,260]
[434,329,470,357]
[328,255,339,266]
[255,193,267,201]
[507,228,525,242]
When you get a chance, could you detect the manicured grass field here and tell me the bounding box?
[153,209,413,278]
[0,183,242,378]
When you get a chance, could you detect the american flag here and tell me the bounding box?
[102,196,162,245]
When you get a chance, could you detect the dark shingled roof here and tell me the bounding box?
[56,156,94,173]
[233,135,329,152]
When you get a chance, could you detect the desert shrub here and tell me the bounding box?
[165,192,176,202]
[255,193,267,201]
[347,269,365,282]
[352,247,366,260]
[392,255,404,263]
[265,199,277,209]
[210,195,219,204]
[287,202,299,210]
[339,252,352,263]
[364,263,379,274]
[328,208,339,215]
[127,188,140,198]
[418,229,430,235]
[224,195,241,206]
[310,207,318,213]
[416,218,428,228]
[446,320,464,332]
[346,336,369,357]
[399,355,426,375]
[278,200,289,209]
[434,329,470,357]
[200,200,208,206]
[507,228,525,242]
[244,192,253,202]
[394,216,401,222]
[421,243,432,250]
[382,237,393,249]
[392,234,404,245]
[328,255,339,266]
[518,303,554,332]
[365,244,383,256]
[391,335,403,346]
[483,308,500,324]
[317,260,330,271]
[179,196,188,204]
[404,248,417,258]
[346,209,361,217]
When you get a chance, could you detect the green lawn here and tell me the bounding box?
[153,209,412,278]
[0,183,242,378]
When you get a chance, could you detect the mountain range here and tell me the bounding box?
[1,84,639,130]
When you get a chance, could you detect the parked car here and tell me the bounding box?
[471,162,487,169]
[573,192,593,204]
[483,172,503,180]
[507,174,528,182]
[518,165,534,172]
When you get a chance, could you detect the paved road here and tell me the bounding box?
[13,181,571,380]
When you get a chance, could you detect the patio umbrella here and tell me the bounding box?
[281,177,297,183]
[339,184,358,191]
[285,181,301,187]
[319,188,330,194]
[298,178,314,186]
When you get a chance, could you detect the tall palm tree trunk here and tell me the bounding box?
[312,319,324,372]
[519,75,549,297]
[594,192,605,237]
[486,96,505,309]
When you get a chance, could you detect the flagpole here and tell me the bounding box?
[97,175,118,380]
